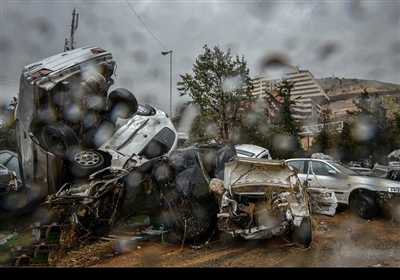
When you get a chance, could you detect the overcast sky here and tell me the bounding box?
[1,1,399,116]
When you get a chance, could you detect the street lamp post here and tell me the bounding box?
[161,50,172,118]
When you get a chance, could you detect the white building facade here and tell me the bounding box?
[251,65,330,126]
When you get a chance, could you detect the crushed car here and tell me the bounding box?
[211,156,336,246]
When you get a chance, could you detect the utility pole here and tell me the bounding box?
[161,51,173,118]
[64,8,79,52]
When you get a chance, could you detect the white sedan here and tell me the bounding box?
[235,144,272,159]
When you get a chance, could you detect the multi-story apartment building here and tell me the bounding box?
[251,65,330,126]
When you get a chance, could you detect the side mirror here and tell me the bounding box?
[0,165,20,192]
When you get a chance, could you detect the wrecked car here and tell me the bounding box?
[46,142,234,247]
[212,156,336,247]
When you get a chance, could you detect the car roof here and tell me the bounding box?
[236,144,267,151]
[235,144,269,157]
[286,158,352,169]
[285,158,337,163]
[0,150,18,157]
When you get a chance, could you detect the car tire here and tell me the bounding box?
[107,88,138,119]
[68,150,105,178]
[29,111,57,147]
[291,216,313,248]
[352,193,378,219]
[41,122,80,159]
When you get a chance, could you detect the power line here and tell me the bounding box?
[0,82,18,88]
[0,75,18,82]
[125,0,169,51]
[254,0,326,75]
[271,0,326,52]
[0,75,19,88]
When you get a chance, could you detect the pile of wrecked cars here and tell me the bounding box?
[0,46,338,266]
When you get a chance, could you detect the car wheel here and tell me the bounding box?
[69,150,105,178]
[291,216,313,248]
[352,193,378,219]
[30,111,57,147]
[41,122,80,159]
[107,88,138,119]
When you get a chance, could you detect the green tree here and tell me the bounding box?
[234,98,277,156]
[346,89,389,163]
[177,45,254,142]
[337,121,357,163]
[0,97,18,151]
[8,97,18,120]
[311,126,331,154]
[385,96,400,158]
[310,107,339,155]
[264,79,304,159]
[267,80,302,137]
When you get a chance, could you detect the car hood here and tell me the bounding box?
[98,109,178,167]
[223,157,337,217]
[347,174,400,191]
[224,157,299,194]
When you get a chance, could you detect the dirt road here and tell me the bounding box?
[89,206,400,268]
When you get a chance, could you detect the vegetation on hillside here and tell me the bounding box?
[317,77,400,95]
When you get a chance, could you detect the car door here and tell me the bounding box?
[288,159,336,188]
[286,159,337,216]
[288,159,347,204]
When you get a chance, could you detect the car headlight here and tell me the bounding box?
[388,187,400,193]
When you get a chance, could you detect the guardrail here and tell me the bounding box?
[300,121,344,135]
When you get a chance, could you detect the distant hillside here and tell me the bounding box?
[315,78,400,122]
[316,77,400,96]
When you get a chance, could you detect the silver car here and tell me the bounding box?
[285,158,400,219]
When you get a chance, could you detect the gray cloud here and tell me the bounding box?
[1,1,399,115]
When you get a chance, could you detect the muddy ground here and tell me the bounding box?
[85,206,400,268]
[3,205,400,268]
